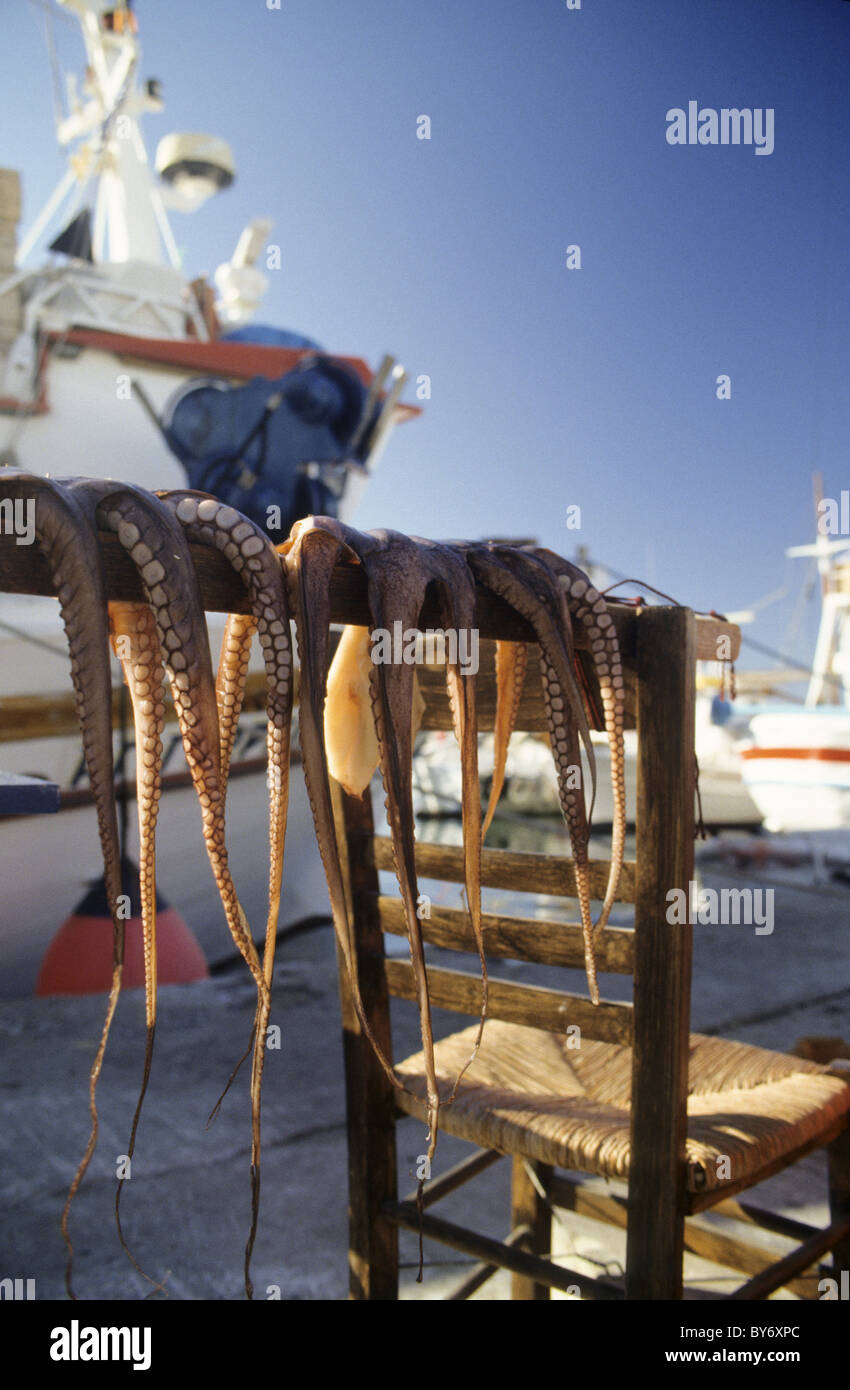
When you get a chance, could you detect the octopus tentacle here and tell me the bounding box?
[0,472,124,1298]
[62,478,265,996]
[481,639,528,840]
[280,518,403,1097]
[156,489,294,1297]
[63,479,271,1298]
[525,548,627,937]
[108,600,166,1287]
[186,611,260,1134]
[460,543,601,1003]
[216,612,259,795]
[300,520,485,1256]
[408,534,487,1102]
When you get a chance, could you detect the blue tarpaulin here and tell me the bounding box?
[161,351,373,539]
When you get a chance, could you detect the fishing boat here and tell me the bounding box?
[412,697,762,828]
[738,527,850,832]
[0,0,413,517]
[0,0,415,994]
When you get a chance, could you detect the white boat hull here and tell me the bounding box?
[0,760,328,999]
[739,709,850,831]
[412,719,762,828]
[2,349,193,487]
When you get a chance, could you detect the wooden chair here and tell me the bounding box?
[330,602,850,1299]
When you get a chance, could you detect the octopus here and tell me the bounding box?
[0,474,625,1297]
[293,521,626,1269]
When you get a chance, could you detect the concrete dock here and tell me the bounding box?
[1,820,848,1302]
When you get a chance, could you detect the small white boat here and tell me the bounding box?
[412,693,762,828]
[740,709,850,832]
[738,528,850,832]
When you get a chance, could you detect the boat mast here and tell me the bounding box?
[18,0,178,268]
[786,474,850,708]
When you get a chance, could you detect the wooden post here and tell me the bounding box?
[626,606,695,1298]
[827,1106,850,1279]
[331,781,399,1300]
[510,1157,553,1300]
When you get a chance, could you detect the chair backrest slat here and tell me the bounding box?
[385,960,634,1045]
[368,835,637,903]
[376,895,635,973]
[415,640,638,732]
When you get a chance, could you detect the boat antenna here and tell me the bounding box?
[29,0,69,131]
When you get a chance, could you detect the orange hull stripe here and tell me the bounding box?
[740,747,850,763]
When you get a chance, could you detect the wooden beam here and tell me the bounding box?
[445,1226,532,1300]
[707,1196,817,1244]
[511,1157,553,1299]
[0,524,739,657]
[549,1176,816,1297]
[400,1148,504,1210]
[626,606,695,1299]
[0,671,279,745]
[332,782,400,1301]
[369,835,637,903]
[385,959,633,1044]
[383,1199,622,1298]
[376,896,636,974]
[729,1217,850,1300]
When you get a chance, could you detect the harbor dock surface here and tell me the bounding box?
[1,822,847,1301]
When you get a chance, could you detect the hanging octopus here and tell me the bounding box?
[0,474,626,1297]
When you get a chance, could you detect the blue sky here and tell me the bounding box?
[3,0,849,670]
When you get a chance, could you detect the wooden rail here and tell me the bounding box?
[0,524,740,743]
[0,525,740,656]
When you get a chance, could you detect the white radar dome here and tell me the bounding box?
[155,133,235,212]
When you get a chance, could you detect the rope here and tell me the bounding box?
[586,554,829,691]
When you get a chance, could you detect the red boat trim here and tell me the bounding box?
[0,337,52,417]
[0,395,49,416]
[50,326,373,383]
[44,329,421,419]
[739,747,850,762]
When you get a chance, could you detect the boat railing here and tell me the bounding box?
[20,264,205,342]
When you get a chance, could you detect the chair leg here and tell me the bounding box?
[333,784,399,1299]
[341,1016,399,1299]
[828,1121,850,1278]
[511,1157,552,1300]
[625,1187,686,1299]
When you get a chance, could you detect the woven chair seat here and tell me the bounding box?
[394,1020,850,1194]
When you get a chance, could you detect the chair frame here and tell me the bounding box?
[331,600,850,1300]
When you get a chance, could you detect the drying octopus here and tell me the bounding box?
[283,519,627,1262]
[0,474,625,1297]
